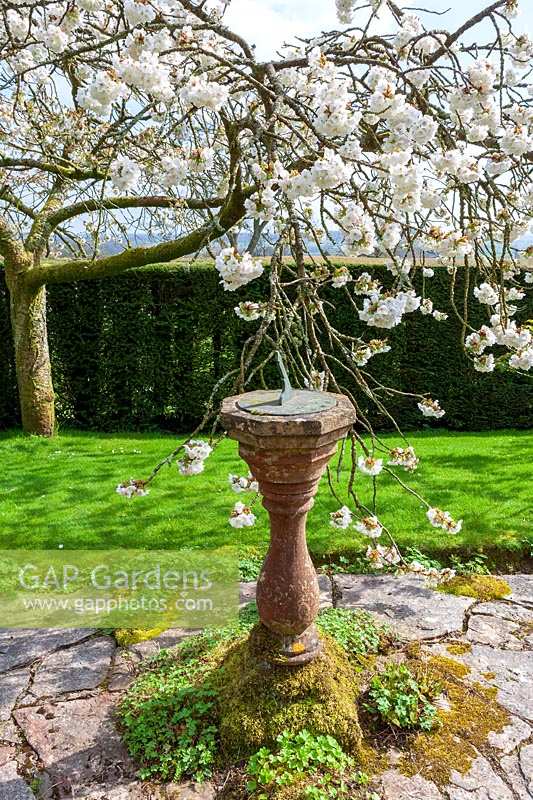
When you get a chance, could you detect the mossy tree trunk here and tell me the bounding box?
[0,181,248,436]
[7,260,55,437]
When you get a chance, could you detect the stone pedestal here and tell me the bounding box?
[221,392,356,664]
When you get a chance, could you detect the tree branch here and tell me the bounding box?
[44,193,228,231]
[0,215,28,265]
[0,188,36,219]
[427,0,507,64]
[0,157,104,181]
[25,185,251,288]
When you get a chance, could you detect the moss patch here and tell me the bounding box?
[399,656,509,785]
[428,654,470,679]
[114,627,167,646]
[439,575,511,602]
[446,642,472,656]
[215,625,363,761]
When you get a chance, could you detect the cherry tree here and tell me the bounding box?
[0,0,531,472]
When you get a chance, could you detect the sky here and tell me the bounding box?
[224,0,531,59]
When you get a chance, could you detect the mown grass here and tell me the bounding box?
[0,428,531,567]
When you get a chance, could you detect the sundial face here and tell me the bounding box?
[237,352,337,416]
[237,389,337,416]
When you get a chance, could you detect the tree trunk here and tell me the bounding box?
[9,275,56,436]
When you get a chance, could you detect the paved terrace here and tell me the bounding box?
[0,574,531,800]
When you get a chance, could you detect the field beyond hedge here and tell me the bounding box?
[1,428,531,570]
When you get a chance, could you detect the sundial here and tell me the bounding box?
[237,352,337,416]
[222,360,355,665]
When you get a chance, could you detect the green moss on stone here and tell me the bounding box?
[439,575,511,602]
[215,625,363,762]
[446,642,472,656]
[114,627,167,646]
[400,655,509,785]
[427,654,470,679]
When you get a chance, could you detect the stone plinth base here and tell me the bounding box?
[215,626,362,760]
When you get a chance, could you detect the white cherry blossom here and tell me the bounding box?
[358,456,384,476]
[418,398,445,418]
[229,502,256,528]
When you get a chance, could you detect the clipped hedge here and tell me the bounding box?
[0,262,531,432]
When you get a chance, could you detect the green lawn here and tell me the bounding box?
[0,428,531,568]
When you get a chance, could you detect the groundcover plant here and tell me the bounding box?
[0,0,531,567]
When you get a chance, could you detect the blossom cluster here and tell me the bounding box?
[358,289,421,330]
[178,440,213,476]
[405,560,456,585]
[160,148,214,188]
[417,399,445,419]
[388,446,419,472]
[116,479,149,498]
[228,473,259,494]
[357,456,383,476]
[215,249,264,292]
[353,339,391,367]
[465,283,533,373]
[281,149,350,200]
[234,301,269,321]
[426,507,463,535]
[329,505,400,569]
[229,502,256,528]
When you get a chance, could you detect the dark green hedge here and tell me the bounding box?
[0,262,531,432]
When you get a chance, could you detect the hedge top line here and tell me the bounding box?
[0,256,474,277]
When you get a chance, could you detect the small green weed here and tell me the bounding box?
[404,547,443,571]
[120,682,218,782]
[449,552,491,575]
[321,555,379,575]
[246,729,361,799]
[364,663,440,732]
[239,549,265,581]
[316,609,385,657]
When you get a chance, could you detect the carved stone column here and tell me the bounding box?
[221,392,356,665]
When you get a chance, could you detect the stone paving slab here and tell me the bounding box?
[0,719,22,745]
[0,760,36,800]
[471,601,533,623]
[333,574,474,639]
[461,644,533,722]
[128,628,199,658]
[447,754,515,799]
[503,574,533,607]
[467,599,533,649]
[379,769,443,798]
[30,636,116,699]
[522,745,533,791]
[0,669,30,721]
[501,751,533,798]
[466,612,525,649]
[0,629,95,673]
[0,746,15,768]
[14,693,135,797]
[487,715,531,754]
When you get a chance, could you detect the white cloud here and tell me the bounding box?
[224,0,338,58]
[224,0,395,59]
[223,0,531,59]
